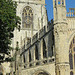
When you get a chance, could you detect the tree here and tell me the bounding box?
[0,0,21,61]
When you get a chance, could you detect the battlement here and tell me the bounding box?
[53,0,66,7]
[66,8,75,18]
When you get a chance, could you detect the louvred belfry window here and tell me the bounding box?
[22,6,33,28]
[69,36,75,75]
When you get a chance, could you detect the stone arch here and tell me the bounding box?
[68,31,75,46]
[22,6,33,28]
[33,70,50,75]
[20,5,34,14]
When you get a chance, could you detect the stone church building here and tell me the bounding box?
[0,0,75,75]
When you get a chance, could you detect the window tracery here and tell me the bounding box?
[22,6,33,28]
[69,36,75,75]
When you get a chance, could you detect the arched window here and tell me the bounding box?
[69,53,73,69]
[22,6,33,28]
[69,36,75,75]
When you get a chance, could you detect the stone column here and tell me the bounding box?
[46,48,49,63]
[18,57,22,75]
[38,18,40,38]
[31,46,36,66]
[20,36,22,53]
[64,0,66,6]
[25,31,27,49]
[40,39,43,60]
[26,50,29,68]
[53,0,57,21]
[54,23,70,75]
[33,46,36,66]
[41,5,42,27]
[31,24,33,44]
[53,0,55,7]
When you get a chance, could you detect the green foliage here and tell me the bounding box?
[0,0,21,55]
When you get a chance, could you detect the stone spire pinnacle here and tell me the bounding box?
[53,0,66,21]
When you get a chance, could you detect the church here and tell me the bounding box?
[0,0,75,75]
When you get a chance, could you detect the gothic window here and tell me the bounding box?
[69,53,73,69]
[69,36,75,75]
[22,6,33,28]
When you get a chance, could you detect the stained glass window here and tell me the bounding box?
[69,36,75,75]
[69,53,73,69]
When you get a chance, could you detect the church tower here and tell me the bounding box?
[12,0,47,49]
[53,0,70,75]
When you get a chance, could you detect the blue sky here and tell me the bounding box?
[45,0,75,21]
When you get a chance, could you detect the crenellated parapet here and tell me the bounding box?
[67,8,75,18]
[66,8,75,30]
